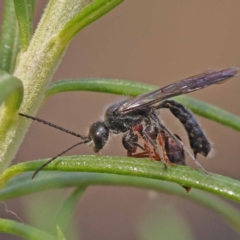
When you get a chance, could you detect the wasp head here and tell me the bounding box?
[88,121,109,152]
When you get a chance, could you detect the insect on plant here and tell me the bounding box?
[19,67,239,179]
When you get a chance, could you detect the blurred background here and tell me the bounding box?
[1,0,240,239]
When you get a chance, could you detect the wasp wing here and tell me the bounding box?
[118,67,239,114]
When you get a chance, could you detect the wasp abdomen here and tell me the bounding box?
[160,100,211,158]
[163,133,186,165]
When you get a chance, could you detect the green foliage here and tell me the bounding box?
[0,218,55,240]
[58,0,124,44]
[54,186,87,238]
[2,172,240,234]
[0,70,23,109]
[0,0,20,73]
[13,0,35,51]
[1,156,240,202]
[0,70,23,169]
[0,0,240,239]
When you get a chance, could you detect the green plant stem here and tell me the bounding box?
[1,172,240,234]
[46,78,240,131]
[1,156,240,202]
[0,218,55,240]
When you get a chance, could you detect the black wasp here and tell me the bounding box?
[19,67,239,179]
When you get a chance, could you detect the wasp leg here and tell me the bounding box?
[141,127,168,167]
[122,130,145,155]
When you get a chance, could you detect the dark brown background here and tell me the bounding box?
[1,1,240,239]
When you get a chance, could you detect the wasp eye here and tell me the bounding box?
[88,121,109,152]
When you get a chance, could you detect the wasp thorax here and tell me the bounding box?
[88,121,109,152]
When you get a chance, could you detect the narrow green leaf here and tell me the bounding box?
[0,0,20,73]
[55,186,87,238]
[0,218,55,240]
[1,156,240,203]
[58,0,124,44]
[13,0,35,51]
[1,172,240,235]
[45,78,154,98]
[46,78,240,131]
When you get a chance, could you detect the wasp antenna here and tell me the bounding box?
[32,140,89,179]
[19,113,87,140]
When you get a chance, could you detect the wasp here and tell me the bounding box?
[19,67,239,178]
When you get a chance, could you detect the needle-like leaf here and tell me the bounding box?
[55,186,87,238]
[1,156,240,203]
